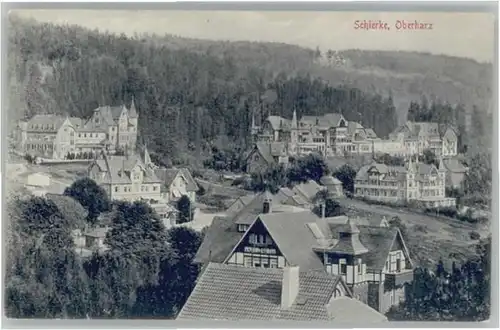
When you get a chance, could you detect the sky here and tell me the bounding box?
[13,10,496,63]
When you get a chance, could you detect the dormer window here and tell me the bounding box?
[237,224,249,232]
[340,261,347,275]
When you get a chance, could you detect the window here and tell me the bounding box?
[115,187,119,192]
[249,234,258,244]
[270,258,278,268]
[358,259,363,274]
[340,261,347,275]
[244,256,252,267]
[237,224,249,233]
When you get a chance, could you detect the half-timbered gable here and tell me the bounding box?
[225,217,286,268]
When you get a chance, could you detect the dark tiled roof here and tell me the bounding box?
[333,225,399,271]
[247,142,288,166]
[267,116,292,131]
[91,154,161,185]
[25,114,68,133]
[300,113,345,129]
[194,192,405,272]
[194,191,303,265]
[293,180,325,201]
[178,263,387,322]
[257,211,326,270]
[193,216,243,264]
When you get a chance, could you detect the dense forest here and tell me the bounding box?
[8,15,492,166]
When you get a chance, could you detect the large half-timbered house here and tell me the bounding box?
[195,192,414,314]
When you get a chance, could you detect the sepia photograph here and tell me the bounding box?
[3,6,496,326]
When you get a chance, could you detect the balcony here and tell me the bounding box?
[385,269,414,287]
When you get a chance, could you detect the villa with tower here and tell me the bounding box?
[194,190,415,314]
[248,110,459,169]
[15,98,140,160]
[354,157,456,208]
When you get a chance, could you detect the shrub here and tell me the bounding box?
[414,224,428,233]
[469,231,481,240]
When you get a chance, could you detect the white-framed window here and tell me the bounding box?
[248,233,258,244]
[339,259,347,275]
[237,224,249,233]
[358,258,363,274]
[270,258,278,268]
[243,256,252,267]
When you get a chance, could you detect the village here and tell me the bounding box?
[4,9,493,323]
[6,99,490,322]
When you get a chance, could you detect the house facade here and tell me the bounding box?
[17,99,139,160]
[195,194,415,314]
[245,142,289,173]
[87,148,170,219]
[389,121,458,157]
[16,115,77,160]
[354,158,456,208]
[154,167,199,204]
[442,158,468,189]
[251,111,409,158]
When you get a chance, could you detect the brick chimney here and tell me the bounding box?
[281,265,300,309]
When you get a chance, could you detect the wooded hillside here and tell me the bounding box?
[7,15,492,164]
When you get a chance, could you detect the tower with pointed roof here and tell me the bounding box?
[327,218,370,292]
[288,109,298,156]
[127,96,139,151]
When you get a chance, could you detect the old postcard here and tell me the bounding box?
[3,7,496,327]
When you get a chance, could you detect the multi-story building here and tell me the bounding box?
[154,167,199,204]
[389,121,458,157]
[251,111,409,158]
[194,191,415,314]
[16,115,77,160]
[87,147,171,219]
[354,158,456,208]
[244,141,290,173]
[16,99,139,159]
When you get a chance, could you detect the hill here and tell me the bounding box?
[144,32,493,124]
[6,15,492,163]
